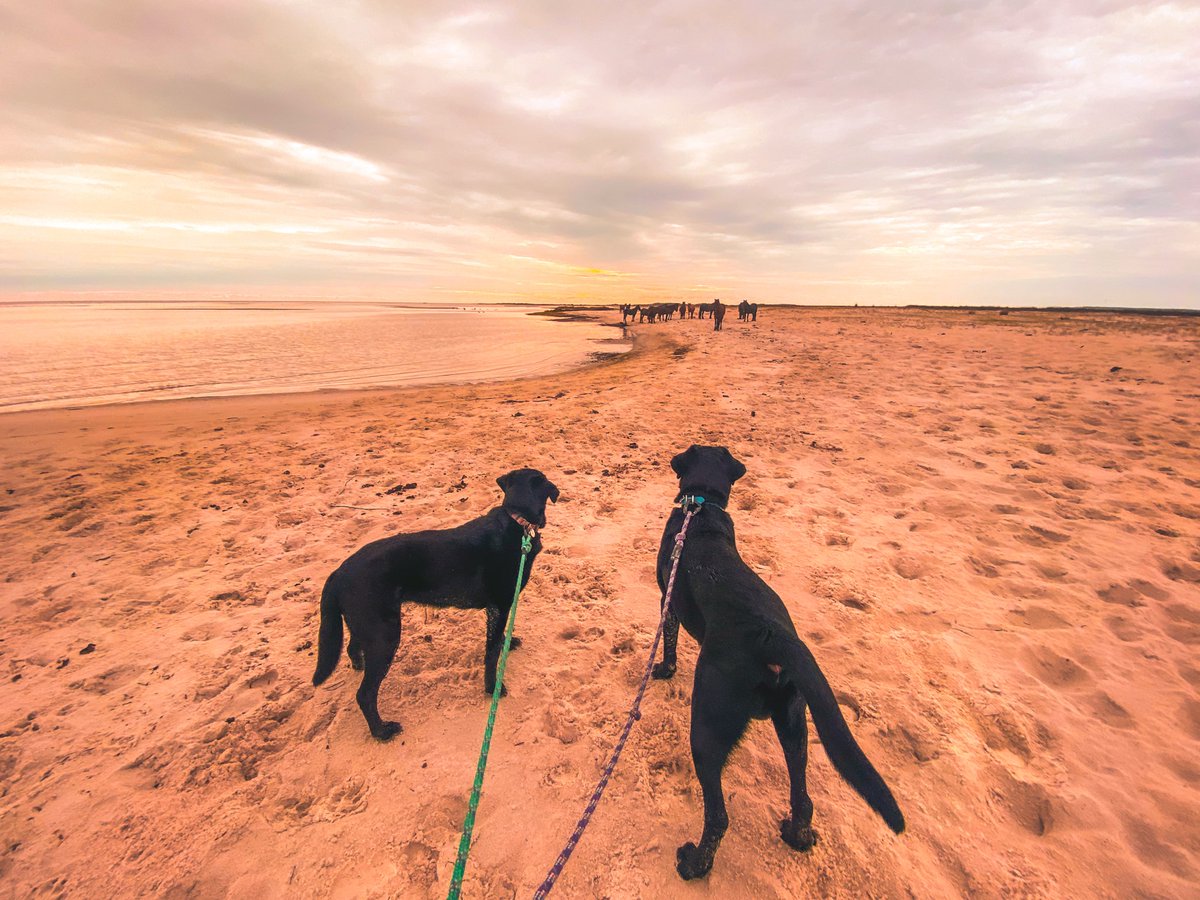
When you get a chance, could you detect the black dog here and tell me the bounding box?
[312,468,559,740]
[653,445,904,879]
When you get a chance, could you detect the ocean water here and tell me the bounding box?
[0,302,629,413]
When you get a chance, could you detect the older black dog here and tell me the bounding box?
[653,445,904,879]
[312,468,559,740]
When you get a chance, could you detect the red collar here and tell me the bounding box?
[508,512,538,536]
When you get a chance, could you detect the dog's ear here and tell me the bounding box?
[496,471,514,492]
[546,480,560,503]
[670,445,700,478]
[721,447,747,482]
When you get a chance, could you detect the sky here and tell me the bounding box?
[1,1,1197,308]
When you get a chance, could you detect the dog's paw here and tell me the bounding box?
[371,721,403,742]
[484,682,508,698]
[651,662,676,680]
[508,636,523,650]
[350,658,364,671]
[780,818,818,851]
[675,842,712,880]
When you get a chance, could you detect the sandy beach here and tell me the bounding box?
[1,306,1198,899]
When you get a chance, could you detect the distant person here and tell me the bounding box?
[713,299,725,332]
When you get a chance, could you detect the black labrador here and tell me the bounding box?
[312,468,559,740]
[653,445,904,879]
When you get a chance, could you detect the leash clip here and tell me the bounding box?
[508,512,538,553]
[671,496,703,560]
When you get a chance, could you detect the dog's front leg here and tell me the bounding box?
[483,605,509,696]
[652,598,678,680]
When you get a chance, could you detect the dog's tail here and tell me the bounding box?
[311,575,344,686]
[769,630,905,834]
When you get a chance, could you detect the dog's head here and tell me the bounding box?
[669,445,746,508]
[497,468,560,528]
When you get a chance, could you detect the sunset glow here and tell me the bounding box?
[2,1,1197,307]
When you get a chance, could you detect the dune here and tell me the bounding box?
[1,306,1197,898]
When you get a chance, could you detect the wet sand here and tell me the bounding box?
[1,306,1198,898]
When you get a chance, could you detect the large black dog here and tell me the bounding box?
[653,445,904,879]
[312,468,559,740]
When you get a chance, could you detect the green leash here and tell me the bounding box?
[446,531,533,900]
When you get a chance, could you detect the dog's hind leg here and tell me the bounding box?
[355,609,403,741]
[676,655,753,880]
[771,687,818,851]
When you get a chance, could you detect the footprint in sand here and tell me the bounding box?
[271,773,369,825]
[966,555,1004,578]
[896,722,941,763]
[1020,645,1091,688]
[1104,614,1145,642]
[891,553,935,580]
[1006,605,1070,629]
[1034,562,1070,580]
[1180,697,1200,740]
[317,774,370,820]
[990,768,1057,836]
[1122,816,1195,878]
[1018,524,1071,547]
[1160,558,1200,584]
[1088,690,1136,729]
[246,667,279,690]
[1162,602,1200,645]
[1096,579,1168,608]
[541,701,581,744]
[835,594,871,612]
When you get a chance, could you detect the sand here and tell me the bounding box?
[1,306,1198,899]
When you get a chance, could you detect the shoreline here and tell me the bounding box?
[8,300,1191,426]
[0,307,634,421]
[0,314,653,438]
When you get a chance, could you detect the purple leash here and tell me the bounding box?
[532,496,703,899]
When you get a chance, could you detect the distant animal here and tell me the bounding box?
[620,304,638,324]
[653,445,905,879]
[712,300,725,331]
[749,303,758,321]
[738,300,750,321]
[312,469,560,740]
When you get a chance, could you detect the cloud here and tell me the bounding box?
[0,0,1196,306]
